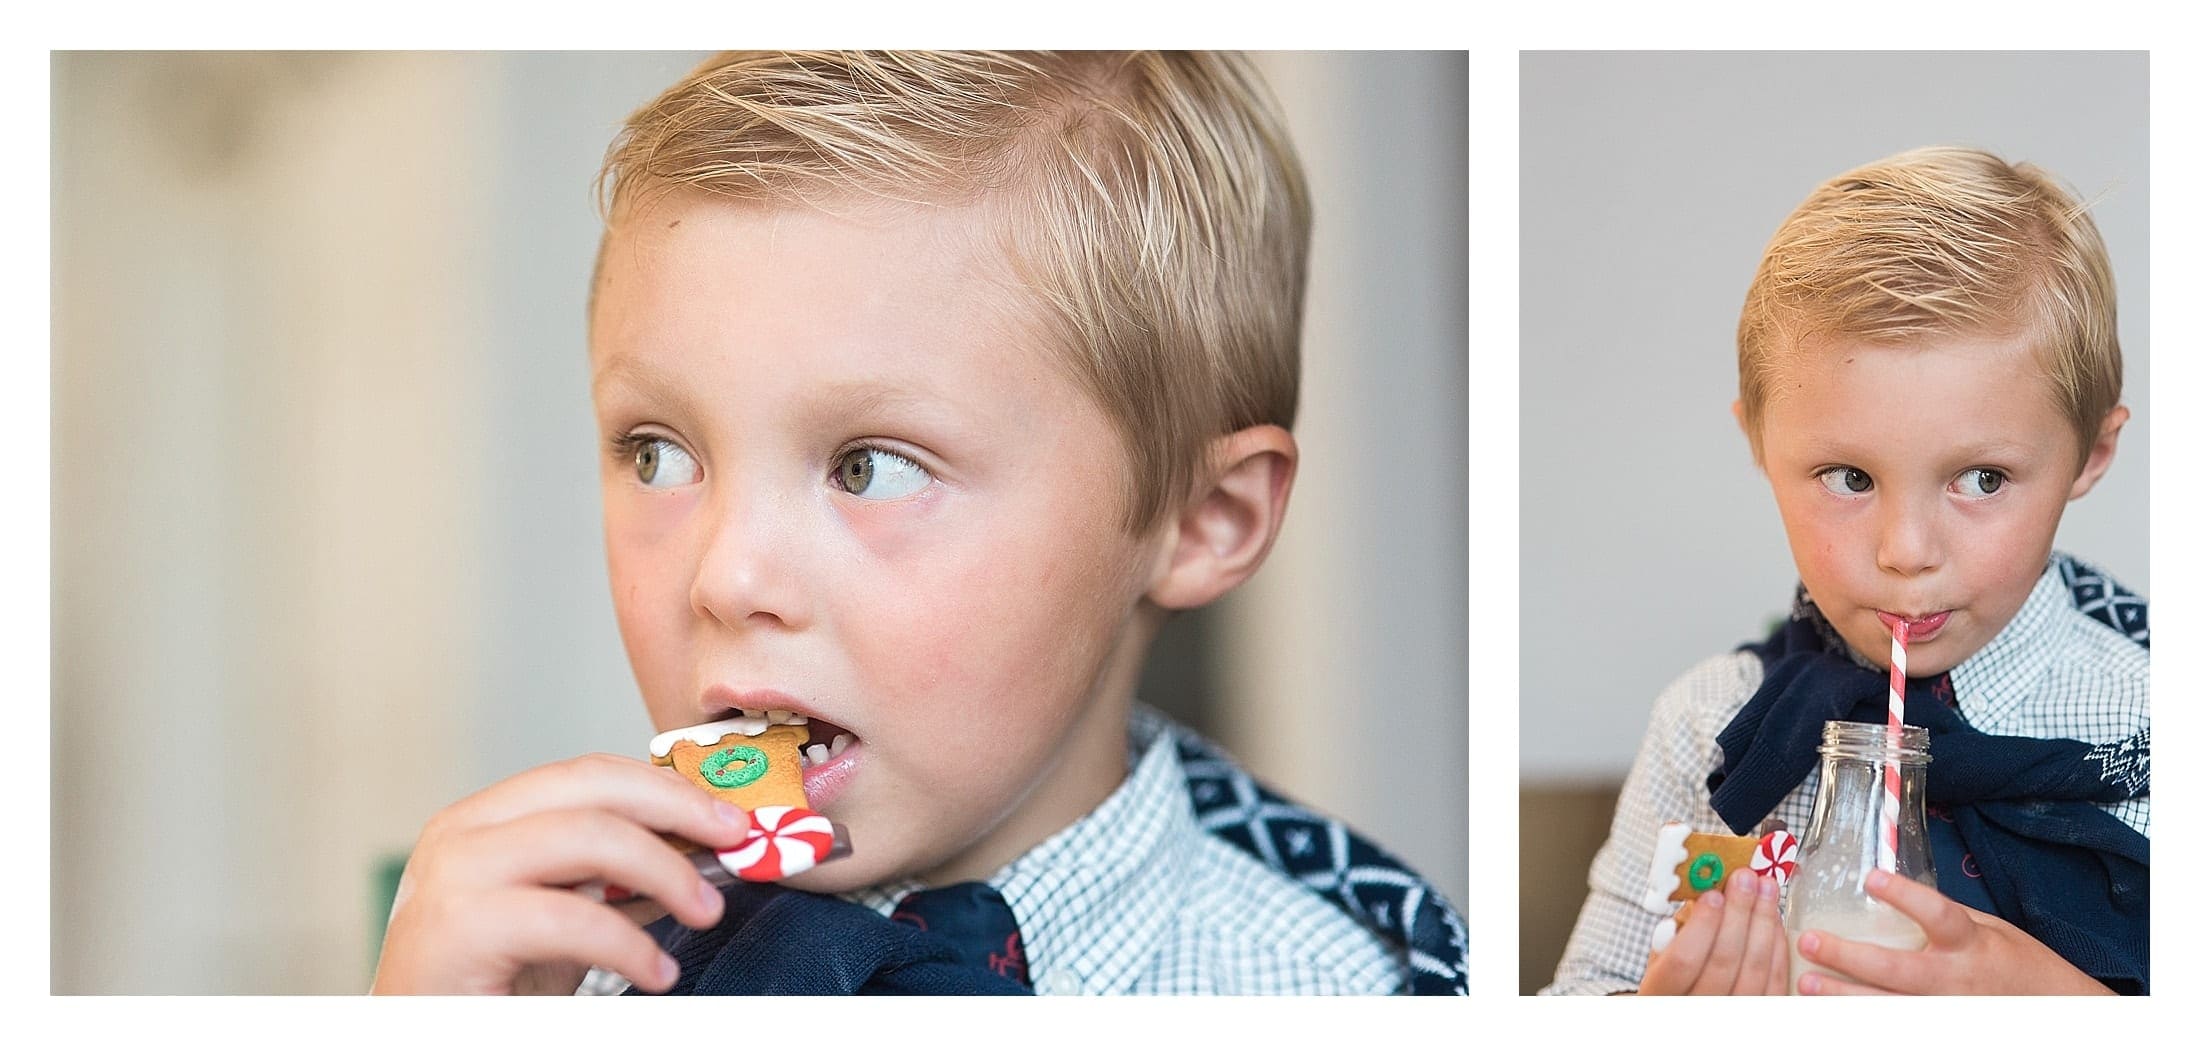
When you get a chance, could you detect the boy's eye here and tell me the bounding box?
[1816,467,1873,496]
[834,445,931,500]
[633,437,700,488]
[1952,468,2006,497]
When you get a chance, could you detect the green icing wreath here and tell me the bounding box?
[699,745,768,789]
[1686,852,1725,893]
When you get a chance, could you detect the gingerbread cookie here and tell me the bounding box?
[1643,821,1800,952]
[651,712,811,814]
[1641,821,1799,909]
[643,712,850,882]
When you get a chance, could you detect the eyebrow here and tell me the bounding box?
[591,357,983,437]
[1947,439,2039,462]
[590,354,692,407]
[1801,435,2044,466]
[809,378,942,418]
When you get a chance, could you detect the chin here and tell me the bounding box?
[775,837,945,895]
[777,859,881,895]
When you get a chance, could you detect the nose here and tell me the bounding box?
[1874,491,1944,578]
[688,487,810,632]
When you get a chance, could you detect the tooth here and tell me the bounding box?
[806,744,829,765]
[829,733,850,756]
[785,713,807,725]
[797,747,812,767]
[767,710,792,724]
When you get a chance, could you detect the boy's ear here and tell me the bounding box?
[2068,404,2130,500]
[1145,425,1298,610]
[1731,398,1764,468]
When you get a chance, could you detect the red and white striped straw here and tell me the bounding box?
[1881,619,1909,873]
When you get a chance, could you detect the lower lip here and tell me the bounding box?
[1876,610,1951,643]
[801,741,861,810]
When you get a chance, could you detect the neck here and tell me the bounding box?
[911,605,1163,886]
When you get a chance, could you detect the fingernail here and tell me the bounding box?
[716,802,748,827]
[1798,932,1818,957]
[657,952,679,986]
[1867,869,1889,890]
[1730,870,1756,893]
[1704,889,1725,909]
[697,877,723,913]
[1758,873,1778,898]
[1797,973,1817,995]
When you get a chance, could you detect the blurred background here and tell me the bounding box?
[50,51,1469,993]
[1516,52,2148,993]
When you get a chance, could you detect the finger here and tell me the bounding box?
[1642,899,1721,994]
[435,753,753,851]
[492,887,687,994]
[1865,869,1971,945]
[456,809,727,930]
[1766,901,1792,993]
[1796,969,1899,996]
[1692,870,1759,994]
[1735,871,1787,994]
[512,960,592,996]
[1797,927,1918,994]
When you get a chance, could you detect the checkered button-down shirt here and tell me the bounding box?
[841,708,1413,994]
[583,706,1453,995]
[1541,552,2150,996]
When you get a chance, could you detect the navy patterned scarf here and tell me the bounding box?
[1173,725,1470,995]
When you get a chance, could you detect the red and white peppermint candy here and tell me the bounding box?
[1750,829,1799,884]
[717,805,835,882]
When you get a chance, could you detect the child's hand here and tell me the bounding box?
[369,753,753,995]
[1638,869,1790,994]
[1793,869,2115,996]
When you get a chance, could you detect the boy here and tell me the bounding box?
[1544,146,2148,995]
[370,51,1467,996]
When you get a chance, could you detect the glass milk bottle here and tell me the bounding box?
[1785,721,1935,993]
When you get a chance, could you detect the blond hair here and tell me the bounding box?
[593,51,1310,532]
[1736,146,2120,461]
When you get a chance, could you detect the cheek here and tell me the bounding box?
[847,505,1135,723]
[603,501,698,722]
[1955,496,2061,597]
[1774,494,1855,584]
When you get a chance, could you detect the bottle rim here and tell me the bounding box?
[1817,720,1931,765]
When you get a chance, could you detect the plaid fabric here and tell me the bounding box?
[585,706,1438,995]
[1542,551,2149,996]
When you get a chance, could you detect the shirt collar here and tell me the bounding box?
[1948,555,2071,734]
[838,708,1193,994]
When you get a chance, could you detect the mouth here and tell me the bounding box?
[693,706,859,770]
[793,716,858,772]
[1874,609,1952,642]
[693,689,863,800]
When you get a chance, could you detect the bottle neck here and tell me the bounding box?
[1818,720,1931,765]
[1798,722,1936,885]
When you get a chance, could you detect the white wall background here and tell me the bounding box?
[1518,52,2149,784]
[51,51,1468,994]
[1226,50,1470,921]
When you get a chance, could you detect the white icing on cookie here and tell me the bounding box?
[1640,821,1691,911]
[649,712,808,758]
[1650,916,1678,953]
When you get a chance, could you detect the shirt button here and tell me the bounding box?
[1041,968,1084,995]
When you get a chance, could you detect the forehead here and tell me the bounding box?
[596,189,1013,338]
[585,189,1132,469]
[592,190,1056,381]
[1758,331,2075,460]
